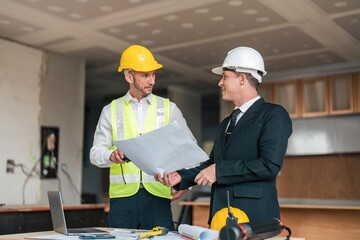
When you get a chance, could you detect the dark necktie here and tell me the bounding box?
[225,108,241,144]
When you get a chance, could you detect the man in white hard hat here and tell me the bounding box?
[156,46,293,225]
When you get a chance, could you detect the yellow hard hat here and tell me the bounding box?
[210,207,249,231]
[118,45,163,72]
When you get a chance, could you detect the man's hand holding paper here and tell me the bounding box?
[113,122,208,177]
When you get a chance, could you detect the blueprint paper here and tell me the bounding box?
[113,122,208,177]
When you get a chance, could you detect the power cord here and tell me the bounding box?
[60,163,84,203]
[22,159,40,204]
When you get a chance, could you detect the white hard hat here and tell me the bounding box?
[212,46,267,83]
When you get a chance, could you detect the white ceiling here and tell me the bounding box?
[1,0,360,105]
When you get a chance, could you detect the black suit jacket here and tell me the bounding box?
[177,98,292,223]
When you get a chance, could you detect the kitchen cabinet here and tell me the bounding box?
[274,81,301,118]
[258,83,274,103]
[301,77,329,117]
[329,73,354,115]
[354,72,360,113]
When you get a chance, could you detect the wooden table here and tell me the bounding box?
[0,229,300,240]
[0,204,108,235]
[179,198,360,240]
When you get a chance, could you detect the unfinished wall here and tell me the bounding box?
[0,38,85,205]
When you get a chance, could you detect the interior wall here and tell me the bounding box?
[0,38,85,205]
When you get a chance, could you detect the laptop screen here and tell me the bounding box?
[47,191,69,234]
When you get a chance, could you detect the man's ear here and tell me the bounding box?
[125,74,133,84]
[239,73,246,85]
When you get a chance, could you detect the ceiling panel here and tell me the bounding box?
[12,0,159,22]
[334,13,360,42]
[312,0,360,13]
[267,51,345,72]
[157,26,324,70]
[0,13,43,38]
[0,0,359,105]
[100,0,287,48]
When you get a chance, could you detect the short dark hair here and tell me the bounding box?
[242,73,259,91]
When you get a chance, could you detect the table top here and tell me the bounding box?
[179,197,360,210]
[0,229,304,240]
[0,204,108,213]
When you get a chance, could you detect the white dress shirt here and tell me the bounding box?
[90,92,196,167]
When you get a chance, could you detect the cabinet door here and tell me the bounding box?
[302,78,329,117]
[355,73,360,113]
[274,81,300,118]
[329,73,354,115]
[258,83,274,103]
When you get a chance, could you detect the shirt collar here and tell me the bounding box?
[236,95,261,113]
[125,91,153,104]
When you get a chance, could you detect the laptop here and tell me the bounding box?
[47,191,109,235]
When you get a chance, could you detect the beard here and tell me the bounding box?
[133,78,152,97]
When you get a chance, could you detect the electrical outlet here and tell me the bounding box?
[6,159,15,173]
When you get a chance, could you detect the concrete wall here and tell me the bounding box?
[0,38,85,205]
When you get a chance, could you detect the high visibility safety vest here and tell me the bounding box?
[109,95,171,199]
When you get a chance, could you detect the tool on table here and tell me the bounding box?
[137,226,168,239]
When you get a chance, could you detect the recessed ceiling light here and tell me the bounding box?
[256,17,269,23]
[194,8,209,14]
[100,6,113,12]
[334,1,347,7]
[181,23,194,28]
[108,28,121,33]
[228,0,243,7]
[283,31,291,37]
[151,29,162,35]
[48,6,65,12]
[316,54,327,59]
[243,9,258,15]
[211,16,224,22]
[0,20,11,25]
[126,34,138,40]
[164,15,178,21]
[351,18,359,24]
[141,40,154,45]
[21,26,35,32]
[135,22,150,27]
[70,13,83,19]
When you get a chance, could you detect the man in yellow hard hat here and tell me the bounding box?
[156,46,292,225]
[90,45,195,230]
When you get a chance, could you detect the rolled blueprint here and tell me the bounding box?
[178,224,219,240]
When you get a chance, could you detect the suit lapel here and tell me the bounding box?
[228,98,265,142]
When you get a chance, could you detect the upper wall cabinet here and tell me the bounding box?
[355,73,360,113]
[258,83,274,103]
[329,73,354,115]
[274,81,301,118]
[301,77,329,117]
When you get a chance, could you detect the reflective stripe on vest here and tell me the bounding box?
[109,95,171,199]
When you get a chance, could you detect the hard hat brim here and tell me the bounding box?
[211,66,223,75]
